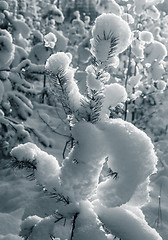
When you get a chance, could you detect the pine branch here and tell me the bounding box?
[46,69,73,116]
[49,188,70,205]
[89,90,104,123]
[80,89,104,123]
[95,31,119,60]
[11,158,37,180]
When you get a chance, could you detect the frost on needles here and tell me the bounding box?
[10,12,163,240]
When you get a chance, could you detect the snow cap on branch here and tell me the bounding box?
[139,31,154,44]
[90,13,132,64]
[95,0,122,16]
[42,4,64,23]
[11,142,61,191]
[45,52,72,75]
[96,118,158,207]
[100,83,127,119]
[0,29,15,69]
[44,32,57,49]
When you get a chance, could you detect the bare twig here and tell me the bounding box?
[154,183,162,228]
[124,46,132,121]
[70,213,79,240]
[37,110,70,138]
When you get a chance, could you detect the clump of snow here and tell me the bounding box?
[133,0,146,15]
[134,0,163,17]
[128,74,142,87]
[93,200,163,240]
[85,65,104,91]
[0,1,8,11]
[122,13,134,24]
[20,215,56,240]
[44,32,57,49]
[156,80,167,91]
[146,6,160,20]
[35,150,61,190]
[31,30,43,45]
[144,41,167,64]
[0,29,15,69]
[20,215,42,239]
[11,45,28,68]
[28,43,51,65]
[100,83,127,119]
[12,20,30,39]
[11,142,39,162]
[131,38,145,59]
[11,142,61,191]
[7,91,33,120]
[45,52,72,75]
[95,0,122,16]
[90,13,132,64]
[42,4,64,23]
[151,60,165,80]
[96,118,158,207]
[45,27,68,52]
[139,31,154,43]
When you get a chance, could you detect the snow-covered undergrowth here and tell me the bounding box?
[0,0,168,239]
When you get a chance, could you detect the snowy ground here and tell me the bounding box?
[0,162,36,239]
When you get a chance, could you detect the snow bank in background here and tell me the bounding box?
[0,209,23,236]
[0,234,23,240]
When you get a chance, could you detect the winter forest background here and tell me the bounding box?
[0,0,168,239]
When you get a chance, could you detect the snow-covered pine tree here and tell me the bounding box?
[10,12,163,240]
